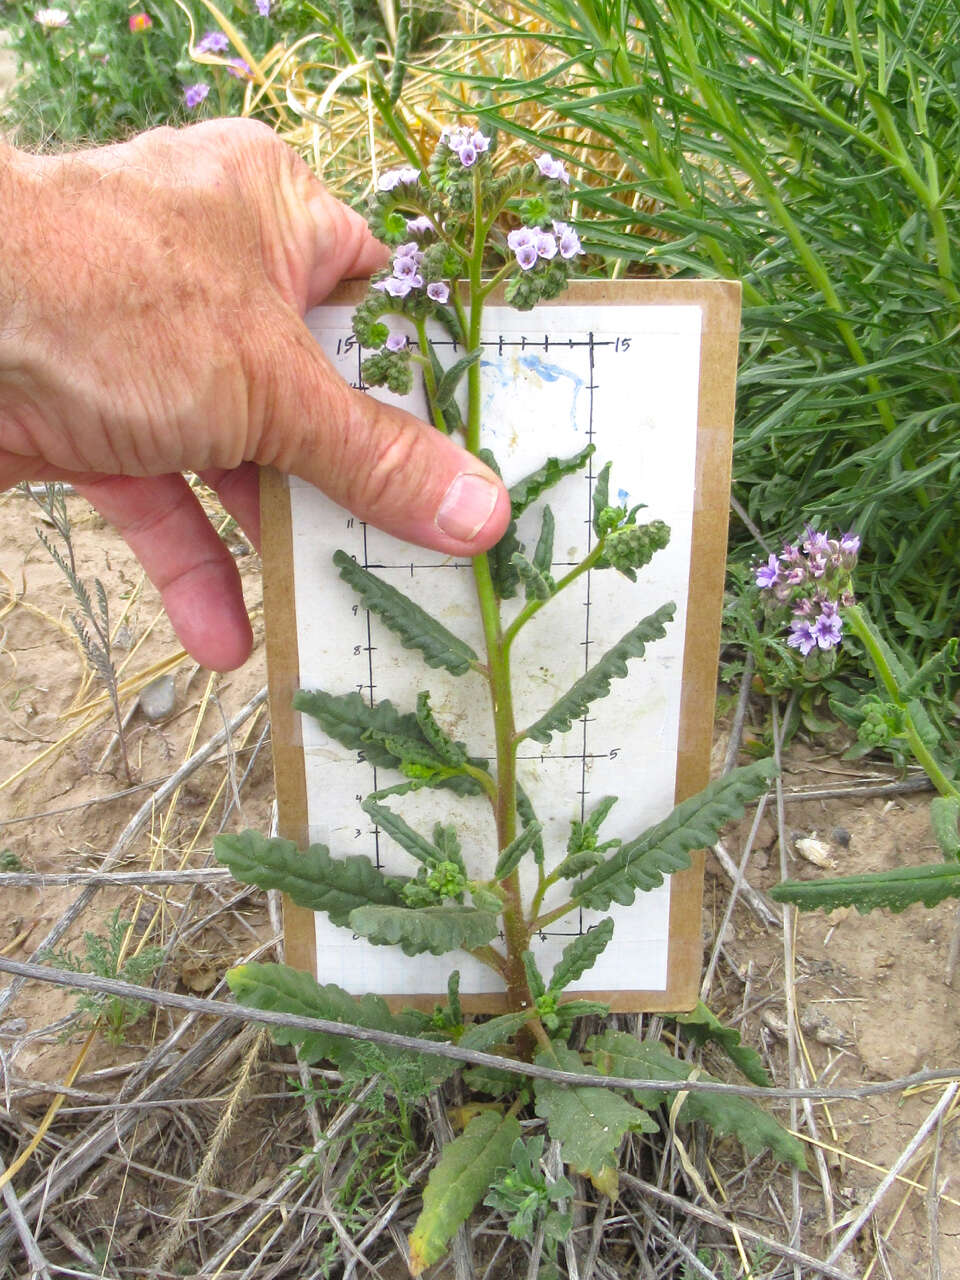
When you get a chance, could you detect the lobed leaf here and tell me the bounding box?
[458,1009,533,1052]
[361,798,439,867]
[333,550,478,675]
[348,904,499,956]
[408,1109,522,1275]
[533,504,556,576]
[521,603,676,745]
[509,443,595,517]
[669,1001,771,1088]
[574,759,778,911]
[591,461,612,536]
[214,831,406,927]
[534,1045,656,1185]
[516,787,545,864]
[769,862,960,914]
[494,821,544,879]
[511,551,553,601]
[416,691,468,766]
[548,918,615,993]
[588,1032,806,1169]
[477,448,522,599]
[436,348,482,409]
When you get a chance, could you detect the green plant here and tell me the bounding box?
[51,908,165,1045]
[213,121,798,1271]
[451,0,960,667]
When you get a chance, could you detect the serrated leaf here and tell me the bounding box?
[333,550,478,675]
[549,918,614,993]
[533,505,555,576]
[416,691,467,766]
[591,461,612,535]
[588,1032,806,1169]
[495,821,544,879]
[361,728,449,773]
[214,831,406,927]
[408,1109,522,1275]
[436,347,482,409]
[458,1009,532,1052]
[511,551,553,601]
[510,443,595,517]
[534,1045,656,1179]
[348,904,499,956]
[555,999,610,1022]
[931,797,960,860]
[769,862,960,914]
[669,1001,771,1088]
[361,798,438,866]
[522,604,676,745]
[574,759,778,911]
[225,962,441,1078]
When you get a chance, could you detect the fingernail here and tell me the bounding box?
[436,472,500,542]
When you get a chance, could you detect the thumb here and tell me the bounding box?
[262,323,511,555]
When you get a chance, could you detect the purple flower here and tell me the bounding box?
[552,220,583,259]
[803,526,831,556]
[377,166,420,192]
[783,564,806,585]
[457,142,479,167]
[839,531,860,556]
[792,596,815,617]
[392,254,422,280]
[373,276,415,298]
[807,552,827,579]
[196,29,230,53]
[406,215,434,235]
[385,332,408,352]
[812,609,843,649]
[255,0,270,14]
[515,243,539,271]
[507,227,535,251]
[535,231,558,260]
[443,126,491,167]
[427,281,450,303]
[787,619,816,656]
[781,542,803,564]
[395,242,422,261]
[33,8,69,27]
[183,83,210,109]
[754,554,780,589]
[536,153,570,184]
[226,58,251,78]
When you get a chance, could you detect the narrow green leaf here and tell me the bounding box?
[432,823,465,871]
[478,448,521,599]
[436,347,482,409]
[548,918,614,993]
[348,904,499,955]
[522,604,676,745]
[225,962,439,1077]
[769,862,960,914]
[517,787,545,864]
[510,443,595,517]
[428,343,464,432]
[931,797,960,860]
[214,831,406,927]
[361,728,449,774]
[361,798,438,867]
[902,637,958,698]
[457,1009,533,1052]
[333,550,478,675]
[494,821,544,879]
[408,1109,522,1275]
[669,1001,771,1088]
[534,1045,656,1180]
[416,691,467,766]
[589,1032,806,1169]
[533,505,555,576]
[574,759,778,911]
[522,950,547,1001]
[510,551,553,601]
[591,461,612,536]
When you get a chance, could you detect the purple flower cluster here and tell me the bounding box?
[536,153,569,184]
[196,29,230,53]
[377,166,420,193]
[756,526,860,657]
[183,83,210,109]
[373,243,449,304]
[507,220,582,271]
[441,126,491,168]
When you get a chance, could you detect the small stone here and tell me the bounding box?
[753,817,777,850]
[113,624,135,651]
[0,1018,27,1036]
[139,674,176,722]
[831,826,851,848]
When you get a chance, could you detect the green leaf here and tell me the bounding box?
[533,505,555,576]
[517,787,545,864]
[361,799,438,867]
[478,448,522,599]
[902,637,958,698]
[214,831,406,927]
[416,691,467,766]
[591,461,612,536]
[668,1001,771,1088]
[574,759,778,911]
[769,862,960,914]
[522,603,676,744]
[361,728,449,774]
[428,342,464,432]
[458,1009,532,1052]
[931,797,960,860]
[548,918,614,993]
[436,347,482,409]
[348,904,499,955]
[408,1109,522,1275]
[511,551,553,601]
[522,950,547,1001]
[333,550,478,675]
[495,821,544,879]
[433,823,465,871]
[509,444,595,517]
[225,962,437,1077]
[533,1045,656,1180]
[589,1032,806,1169]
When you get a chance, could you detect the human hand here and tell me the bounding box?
[0,120,510,669]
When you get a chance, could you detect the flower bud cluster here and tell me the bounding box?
[755,525,860,659]
[603,519,671,580]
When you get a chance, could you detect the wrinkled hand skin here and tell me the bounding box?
[0,120,509,669]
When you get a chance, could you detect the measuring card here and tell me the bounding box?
[262,279,740,1012]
